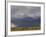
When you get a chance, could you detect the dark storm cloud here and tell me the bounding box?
[11,6,41,18]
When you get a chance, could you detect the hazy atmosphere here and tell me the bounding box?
[11,6,41,19]
[11,6,41,27]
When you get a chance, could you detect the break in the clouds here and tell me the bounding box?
[11,6,41,18]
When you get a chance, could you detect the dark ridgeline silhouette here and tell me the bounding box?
[11,17,40,27]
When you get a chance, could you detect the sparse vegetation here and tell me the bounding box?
[11,27,40,31]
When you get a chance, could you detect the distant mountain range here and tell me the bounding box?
[11,17,40,27]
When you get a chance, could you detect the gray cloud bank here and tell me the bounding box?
[11,6,41,19]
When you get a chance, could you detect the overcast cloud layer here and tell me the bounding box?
[11,6,41,18]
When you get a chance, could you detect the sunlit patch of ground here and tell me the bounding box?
[11,23,16,28]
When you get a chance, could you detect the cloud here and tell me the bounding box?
[11,6,41,18]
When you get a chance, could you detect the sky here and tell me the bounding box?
[11,6,41,19]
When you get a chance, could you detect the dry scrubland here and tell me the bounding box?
[11,27,40,31]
